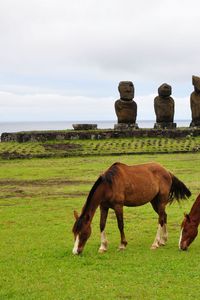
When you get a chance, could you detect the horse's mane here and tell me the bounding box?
[73,176,103,233]
[101,162,119,184]
[81,162,119,216]
[74,163,120,233]
[81,176,103,217]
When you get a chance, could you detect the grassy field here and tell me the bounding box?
[0,153,200,299]
[0,136,200,158]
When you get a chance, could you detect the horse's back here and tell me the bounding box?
[116,162,169,178]
[103,162,171,206]
[105,161,170,181]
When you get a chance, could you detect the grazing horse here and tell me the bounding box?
[72,162,191,255]
[179,194,200,250]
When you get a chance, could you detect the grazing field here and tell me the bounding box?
[0,136,200,159]
[0,153,200,299]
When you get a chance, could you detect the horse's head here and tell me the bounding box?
[179,213,198,250]
[72,210,92,255]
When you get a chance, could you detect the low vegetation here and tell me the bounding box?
[0,136,200,159]
[0,153,200,299]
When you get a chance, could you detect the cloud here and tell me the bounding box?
[0,89,115,121]
[0,88,191,122]
[1,0,200,79]
[0,0,199,121]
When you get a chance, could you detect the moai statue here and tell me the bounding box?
[190,75,200,127]
[154,83,176,129]
[114,81,138,129]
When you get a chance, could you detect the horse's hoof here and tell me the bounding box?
[118,245,126,251]
[98,248,107,254]
[159,242,166,247]
[150,244,159,250]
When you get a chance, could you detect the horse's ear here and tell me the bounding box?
[74,210,79,220]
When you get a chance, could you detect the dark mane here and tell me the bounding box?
[73,163,119,233]
[101,162,119,184]
[81,176,103,217]
[82,163,119,216]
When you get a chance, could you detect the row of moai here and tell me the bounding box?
[114,75,200,129]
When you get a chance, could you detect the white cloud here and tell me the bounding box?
[0,89,191,122]
[0,90,115,121]
[0,0,199,122]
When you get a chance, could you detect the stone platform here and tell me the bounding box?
[1,128,200,143]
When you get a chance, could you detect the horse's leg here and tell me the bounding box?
[159,211,168,245]
[98,205,109,253]
[114,205,128,250]
[151,197,168,249]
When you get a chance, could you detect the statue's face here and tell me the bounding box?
[158,83,172,98]
[118,81,134,101]
[192,75,200,93]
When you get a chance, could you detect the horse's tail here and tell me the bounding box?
[169,173,191,203]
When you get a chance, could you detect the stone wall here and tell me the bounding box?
[1,128,200,142]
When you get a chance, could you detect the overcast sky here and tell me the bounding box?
[1,0,200,122]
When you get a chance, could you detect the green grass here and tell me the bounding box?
[0,136,200,159]
[0,153,200,299]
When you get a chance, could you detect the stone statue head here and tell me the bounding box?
[192,75,200,93]
[118,81,134,101]
[158,83,172,98]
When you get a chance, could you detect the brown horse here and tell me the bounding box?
[72,162,191,255]
[179,194,200,250]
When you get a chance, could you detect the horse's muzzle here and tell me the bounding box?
[179,241,188,251]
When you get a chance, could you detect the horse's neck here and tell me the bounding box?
[82,184,103,221]
[190,196,200,225]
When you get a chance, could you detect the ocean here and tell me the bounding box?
[0,120,190,137]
